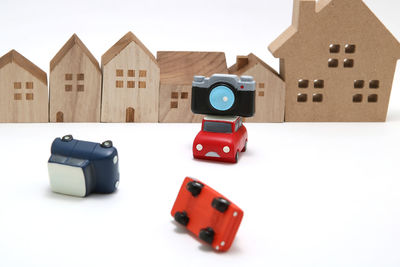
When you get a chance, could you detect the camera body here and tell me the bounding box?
[48,135,120,197]
[191,74,256,117]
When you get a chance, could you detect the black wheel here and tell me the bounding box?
[242,141,247,152]
[212,197,230,213]
[199,227,215,244]
[234,152,239,163]
[101,140,113,148]
[186,181,204,197]
[61,135,73,142]
[174,211,189,226]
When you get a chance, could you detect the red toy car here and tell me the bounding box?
[171,177,244,252]
[193,116,248,163]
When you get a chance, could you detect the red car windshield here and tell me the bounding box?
[203,121,233,133]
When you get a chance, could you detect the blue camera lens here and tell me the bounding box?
[209,86,235,111]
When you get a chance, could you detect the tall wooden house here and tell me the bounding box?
[0,50,48,122]
[101,32,160,123]
[49,34,102,122]
[228,53,285,122]
[157,51,228,123]
[269,0,400,122]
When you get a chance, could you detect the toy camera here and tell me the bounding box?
[48,135,120,197]
[191,74,256,117]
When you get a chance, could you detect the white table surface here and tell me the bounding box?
[0,121,399,267]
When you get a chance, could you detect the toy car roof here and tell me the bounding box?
[51,137,116,161]
[204,115,239,122]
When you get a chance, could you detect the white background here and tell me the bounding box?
[0,0,400,266]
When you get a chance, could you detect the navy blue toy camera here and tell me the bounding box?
[48,135,120,197]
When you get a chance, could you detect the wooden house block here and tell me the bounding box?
[157,51,228,123]
[50,34,102,122]
[0,50,48,122]
[269,0,400,122]
[101,32,160,123]
[228,53,285,122]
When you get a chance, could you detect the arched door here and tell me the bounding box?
[56,112,64,122]
[126,107,135,123]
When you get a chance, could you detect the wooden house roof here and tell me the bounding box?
[269,0,400,58]
[157,51,228,85]
[50,34,100,72]
[0,50,47,85]
[228,53,280,77]
[101,32,157,66]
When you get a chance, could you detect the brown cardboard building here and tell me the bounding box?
[229,53,285,122]
[50,34,102,122]
[0,50,48,122]
[269,0,400,122]
[157,51,228,123]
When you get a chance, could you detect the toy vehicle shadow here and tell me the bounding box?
[171,220,218,253]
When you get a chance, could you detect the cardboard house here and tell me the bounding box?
[157,51,228,123]
[101,32,160,123]
[0,50,48,122]
[228,53,285,122]
[49,34,102,122]
[269,0,400,122]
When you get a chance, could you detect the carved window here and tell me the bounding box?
[329,44,340,53]
[369,80,380,89]
[344,59,354,68]
[345,44,356,54]
[354,80,364,89]
[138,81,146,88]
[368,94,378,103]
[171,92,179,99]
[314,80,324,89]
[14,93,22,100]
[259,91,265,97]
[128,70,135,77]
[312,94,323,102]
[26,82,34,89]
[77,85,84,92]
[353,94,362,103]
[171,101,178,108]
[139,70,147,78]
[297,94,307,103]
[116,70,123,77]
[127,81,135,88]
[65,85,72,92]
[298,79,309,88]
[77,74,84,81]
[116,81,124,88]
[328,59,338,68]
[26,93,34,100]
[14,82,22,89]
[181,92,189,99]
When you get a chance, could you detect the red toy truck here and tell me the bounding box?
[171,177,244,252]
[193,116,248,163]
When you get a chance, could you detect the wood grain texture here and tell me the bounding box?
[269,0,400,122]
[101,34,160,123]
[49,34,101,122]
[157,51,228,123]
[0,50,48,122]
[229,54,285,123]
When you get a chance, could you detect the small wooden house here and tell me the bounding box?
[49,34,102,122]
[228,53,285,122]
[269,0,400,122]
[157,51,228,123]
[101,32,160,123]
[0,50,48,122]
